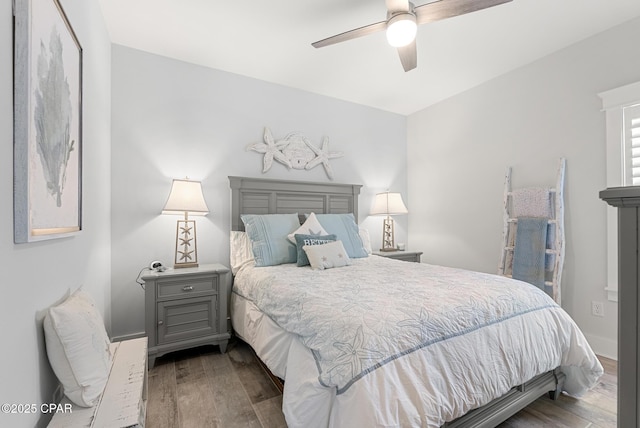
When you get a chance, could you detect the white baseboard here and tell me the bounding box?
[110,331,146,343]
[584,333,617,360]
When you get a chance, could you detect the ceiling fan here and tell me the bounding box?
[312,0,513,72]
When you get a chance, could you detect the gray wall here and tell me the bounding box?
[0,0,111,427]
[407,16,640,358]
[110,45,408,339]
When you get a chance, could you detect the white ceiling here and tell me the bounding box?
[98,0,640,116]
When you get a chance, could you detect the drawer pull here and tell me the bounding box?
[182,285,194,292]
[158,320,164,326]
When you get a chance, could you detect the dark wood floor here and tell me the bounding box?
[147,339,616,428]
[147,339,286,428]
[498,355,617,428]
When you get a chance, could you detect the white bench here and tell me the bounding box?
[48,337,148,428]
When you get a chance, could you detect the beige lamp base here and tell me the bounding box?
[174,219,199,268]
[379,216,396,252]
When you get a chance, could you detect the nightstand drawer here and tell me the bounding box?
[157,275,218,299]
[157,296,218,344]
[373,250,423,263]
[391,253,421,262]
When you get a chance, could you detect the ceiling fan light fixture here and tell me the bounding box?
[386,13,417,47]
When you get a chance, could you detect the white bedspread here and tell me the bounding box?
[232,256,603,427]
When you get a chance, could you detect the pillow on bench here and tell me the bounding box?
[43,289,112,407]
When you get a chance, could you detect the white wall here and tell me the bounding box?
[0,1,111,427]
[3,5,629,423]
[110,45,408,339]
[408,16,640,359]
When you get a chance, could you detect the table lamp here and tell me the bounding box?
[162,178,209,268]
[370,191,408,252]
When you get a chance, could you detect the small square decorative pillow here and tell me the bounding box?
[241,213,300,266]
[303,240,352,270]
[294,233,337,266]
[287,212,328,244]
[43,289,112,407]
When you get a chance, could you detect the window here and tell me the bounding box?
[599,81,640,302]
[624,103,640,185]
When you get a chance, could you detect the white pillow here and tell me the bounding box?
[359,227,372,255]
[230,231,255,274]
[287,212,328,244]
[303,240,352,270]
[43,289,112,407]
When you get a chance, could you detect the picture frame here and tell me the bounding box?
[13,0,83,243]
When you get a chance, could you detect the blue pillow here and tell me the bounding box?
[294,234,337,266]
[241,213,300,266]
[314,213,368,258]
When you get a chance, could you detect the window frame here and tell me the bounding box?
[623,103,640,185]
[599,81,640,303]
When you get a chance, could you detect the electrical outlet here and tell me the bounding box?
[592,301,605,317]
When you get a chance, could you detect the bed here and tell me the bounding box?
[228,176,603,428]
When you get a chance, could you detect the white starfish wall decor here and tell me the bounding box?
[304,136,343,180]
[247,127,344,180]
[246,127,291,173]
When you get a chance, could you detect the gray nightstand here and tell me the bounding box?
[141,263,231,368]
[373,250,423,263]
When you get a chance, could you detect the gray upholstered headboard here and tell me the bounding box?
[229,176,362,231]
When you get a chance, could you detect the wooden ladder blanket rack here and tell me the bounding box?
[498,158,566,304]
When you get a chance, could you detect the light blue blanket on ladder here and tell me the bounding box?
[513,217,548,292]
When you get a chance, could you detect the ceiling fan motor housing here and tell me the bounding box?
[386,12,417,47]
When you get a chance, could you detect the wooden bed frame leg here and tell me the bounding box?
[548,369,565,400]
[548,386,561,400]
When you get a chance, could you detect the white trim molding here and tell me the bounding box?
[584,333,618,361]
[599,81,640,110]
[598,81,640,303]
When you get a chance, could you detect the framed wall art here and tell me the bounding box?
[13,0,83,243]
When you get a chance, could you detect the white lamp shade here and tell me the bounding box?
[370,192,408,216]
[386,13,417,47]
[162,179,209,215]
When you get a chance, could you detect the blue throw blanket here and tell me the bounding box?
[513,217,548,292]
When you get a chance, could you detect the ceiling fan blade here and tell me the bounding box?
[415,0,512,25]
[397,40,417,72]
[386,0,411,13]
[312,21,387,48]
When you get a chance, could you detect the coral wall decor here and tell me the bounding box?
[13,0,83,243]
